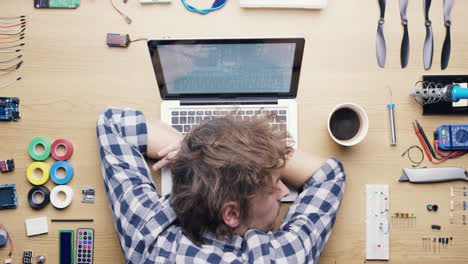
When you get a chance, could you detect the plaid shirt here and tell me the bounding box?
[97,108,346,264]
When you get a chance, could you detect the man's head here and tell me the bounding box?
[171,114,293,244]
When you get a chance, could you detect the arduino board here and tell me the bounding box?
[0,97,20,121]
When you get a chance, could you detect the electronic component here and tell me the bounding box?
[0,159,14,173]
[23,251,33,264]
[76,228,94,264]
[0,230,6,248]
[0,97,20,121]
[34,0,80,8]
[81,186,95,203]
[106,33,130,47]
[437,124,468,150]
[0,184,17,209]
[431,224,441,230]
[25,217,48,237]
[427,204,438,211]
[59,230,74,264]
[366,185,389,260]
[36,255,46,264]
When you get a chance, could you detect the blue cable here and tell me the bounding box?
[181,0,228,14]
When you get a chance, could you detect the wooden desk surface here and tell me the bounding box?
[1,0,468,263]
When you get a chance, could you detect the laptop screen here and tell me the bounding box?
[148,38,304,99]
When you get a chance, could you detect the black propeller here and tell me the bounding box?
[400,0,409,68]
[423,0,433,70]
[441,0,453,70]
[376,0,386,68]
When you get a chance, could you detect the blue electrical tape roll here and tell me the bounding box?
[50,161,74,185]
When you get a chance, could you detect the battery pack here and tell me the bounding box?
[106,34,130,47]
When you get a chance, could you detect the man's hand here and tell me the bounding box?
[146,119,184,166]
[152,140,182,171]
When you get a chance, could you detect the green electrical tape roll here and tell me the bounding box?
[29,137,52,161]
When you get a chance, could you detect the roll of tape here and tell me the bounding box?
[26,162,50,185]
[27,185,50,210]
[50,185,73,209]
[28,137,51,161]
[51,139,73,161]
[50,161,74,185]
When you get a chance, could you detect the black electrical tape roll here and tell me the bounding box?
[28,185,50,210]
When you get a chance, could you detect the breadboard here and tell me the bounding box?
[35,0,80,8]
[240,0,327,9]
[366,184,389,260]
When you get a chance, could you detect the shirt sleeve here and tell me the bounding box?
[244,158,345,263]
[96,107,177,263]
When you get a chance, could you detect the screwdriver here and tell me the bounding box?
[387,87,397,145]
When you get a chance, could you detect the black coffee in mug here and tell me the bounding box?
[329,108,361,140]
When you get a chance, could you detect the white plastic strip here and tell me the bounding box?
[366,184,390,260]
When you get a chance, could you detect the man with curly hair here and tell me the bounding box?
[97,107,345,263]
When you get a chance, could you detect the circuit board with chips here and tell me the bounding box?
[34,0,80,8]
[0,97,20,121]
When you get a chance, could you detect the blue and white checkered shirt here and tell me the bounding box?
[97,108,346,264]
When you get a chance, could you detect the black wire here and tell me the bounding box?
[401,145,424,167]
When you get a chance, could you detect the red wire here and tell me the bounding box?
[0,38,21,43]
[130,38,148,42]
[0,23,22,28]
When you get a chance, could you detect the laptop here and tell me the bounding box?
[147,38,305,201]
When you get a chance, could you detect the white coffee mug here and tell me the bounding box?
[327,103,369,146]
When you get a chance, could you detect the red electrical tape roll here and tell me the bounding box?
[51,139,73,161]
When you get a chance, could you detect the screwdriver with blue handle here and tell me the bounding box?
[387,87,396,145]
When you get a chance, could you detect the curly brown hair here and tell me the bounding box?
[171,114,293,244]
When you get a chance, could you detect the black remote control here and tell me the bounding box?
[76,228,94,264]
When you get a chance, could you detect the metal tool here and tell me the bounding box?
[423,0,433,70]
[376,0,386,68]
[441,0,453,70]
[399,167,468,183]
[400,0,409,68]
[387,87,396,145]
[410,81,468,105]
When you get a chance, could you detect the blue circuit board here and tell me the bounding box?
[0,97,20,121]
[0,184,17,210]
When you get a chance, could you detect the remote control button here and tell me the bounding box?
[78,258,81,262]
[87,259,91,262]
[79,245,82,248]
[78,249,82,253]
[84,241,88,244]
[87,254,91,257]
[89,241,92,244]
[79,241,82,245]
[88,249,91,253]
[79,231,83,235]
[79,236,83,240]
[84,231,87,235]
[78,254,81,257]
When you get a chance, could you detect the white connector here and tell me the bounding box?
[5,258,12,263]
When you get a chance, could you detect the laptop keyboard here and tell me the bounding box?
[170,107,288,134]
